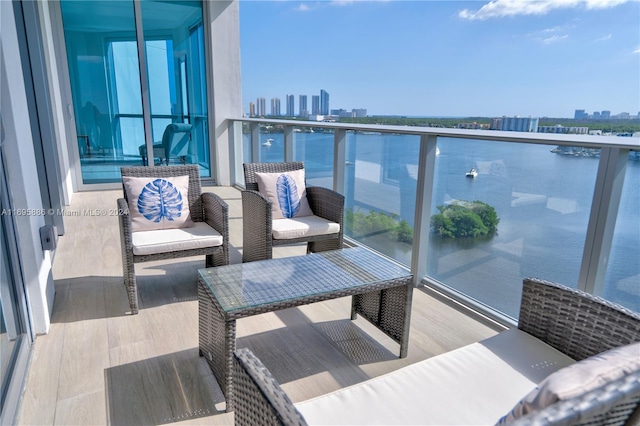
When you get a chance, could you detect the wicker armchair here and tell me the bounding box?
[242,162,344,263]
[118,165,229,314]
[232,278,640,426]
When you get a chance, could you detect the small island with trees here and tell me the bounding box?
[430,200,499,239]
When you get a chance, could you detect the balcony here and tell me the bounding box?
[12,117,638,424]
[16,184,502,425]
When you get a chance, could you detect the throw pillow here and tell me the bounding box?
[255,169,314,219]
[498,341,640,423]
[123,175,194,232]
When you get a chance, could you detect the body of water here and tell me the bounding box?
[245,132,639,315]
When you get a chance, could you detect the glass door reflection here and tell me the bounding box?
[60,0,210,184]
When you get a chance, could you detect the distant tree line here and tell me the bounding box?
[343,116,640,134]
[244,116,640,134]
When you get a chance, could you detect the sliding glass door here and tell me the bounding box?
[60,0,210,184]
[0,148,31,422]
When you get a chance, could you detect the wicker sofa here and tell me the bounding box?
[233,278,640,425]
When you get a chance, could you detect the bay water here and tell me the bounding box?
[246,132,639,316]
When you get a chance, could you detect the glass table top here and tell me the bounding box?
[198,247,411,313]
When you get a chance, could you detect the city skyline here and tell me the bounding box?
[240,0,640,118]
[248,88,637,119]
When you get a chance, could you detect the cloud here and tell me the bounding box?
[526,23,573,45]
[542,34,569,44]
[634,47,640,54]
[295,3,311,11]
[595,34,613,41]
[459,0,635,20]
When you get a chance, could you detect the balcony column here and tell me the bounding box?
[579,146,629,296]
[333,129,346,194]
[411,134,438,288]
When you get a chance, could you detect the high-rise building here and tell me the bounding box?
[320,89,329,115]
[257,97,266,117]
[286,94,295,117]
[490,118,502,130]
[249,102,255,117]
[601,110,611,119]
[271,97,281,116]
[353,108,367,118]
[311,95,320,115]
[574,109,588,120]
[498,116,539,132]
[299,95,308,117]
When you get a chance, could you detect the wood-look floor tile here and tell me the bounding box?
[54,391,107,426]
[17,186,500,426]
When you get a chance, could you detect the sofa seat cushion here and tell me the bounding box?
[295,329,575,425]
[132,222,222,256]
[272,215,340,240]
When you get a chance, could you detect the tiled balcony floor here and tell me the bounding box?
[16,186,502,425]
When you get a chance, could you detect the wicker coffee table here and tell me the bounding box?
[198,246,413,411]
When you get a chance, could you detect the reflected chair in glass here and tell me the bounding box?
[139,123,192,166]
[242,162,344,263]
[117,165,229,314]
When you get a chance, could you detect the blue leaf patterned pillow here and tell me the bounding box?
[255,169,313,219]
[123,175,194,231]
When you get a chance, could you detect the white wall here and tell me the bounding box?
[1,1,55,335]
[206,0,242,186]
[38,0,75,203]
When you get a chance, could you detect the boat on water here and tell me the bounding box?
[465,168,478,178]
[262,138,273,147]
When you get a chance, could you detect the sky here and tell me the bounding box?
[239,0,640,118]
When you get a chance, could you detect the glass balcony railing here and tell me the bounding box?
[234,118,640,321]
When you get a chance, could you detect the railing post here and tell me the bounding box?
[334,129,347,193]
[229,120,244,185]
[579,146,629,296]
[411,134,438,288]
[284,125,294,162]
[250,122,260,162]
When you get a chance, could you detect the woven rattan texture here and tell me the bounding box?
[233,348,308,426]
[199,247,410,315]
[518,277,640,361]
[241,162,344,262]
[198,247,412,412]
[232,278,640,426]
[118,165,229,313]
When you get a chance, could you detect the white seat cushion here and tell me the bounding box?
[271,215,340,240]
[295,329,575,425]
[132,222,223,256]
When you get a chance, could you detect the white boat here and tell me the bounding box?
[262,138,273,147]
[465,168,478,178]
